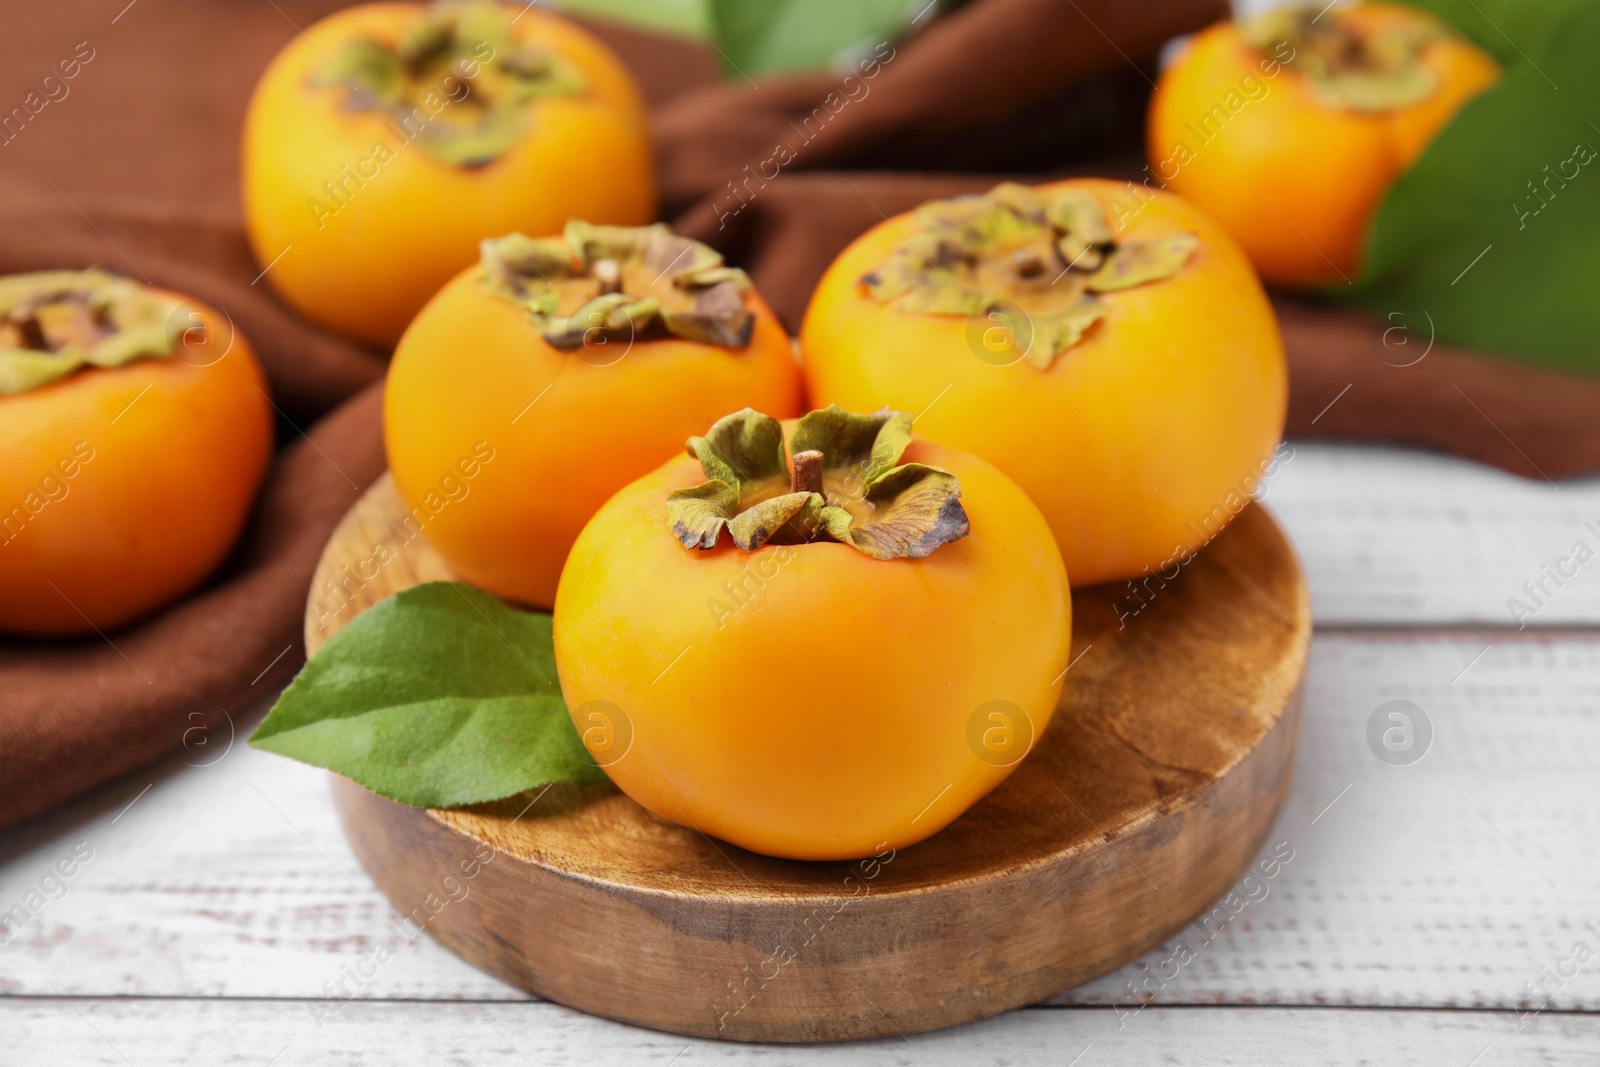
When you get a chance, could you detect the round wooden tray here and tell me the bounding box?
[308,474,1309,1043]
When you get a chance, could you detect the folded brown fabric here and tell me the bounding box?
[653,0,1223,212]
[3,0,1593,831]
[1274,299,1600,482]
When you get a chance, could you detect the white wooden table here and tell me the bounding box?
[4,440,1598,1064]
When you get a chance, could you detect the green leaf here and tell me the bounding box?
[707,0,926,78]
[551,0,712,41]
[1401,0,1584,66]
[251,583,607,808]
[1352,5,1600,375]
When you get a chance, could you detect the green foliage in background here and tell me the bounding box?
[1403,0,1588,65]
[555,0,949,77]
[1354,3,1600,374]
[706,0,936,78]
[552,0,711,40]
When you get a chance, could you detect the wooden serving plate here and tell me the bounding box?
[309,475,1309,1043]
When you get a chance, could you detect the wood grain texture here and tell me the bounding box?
[4,999,1594,1066]
[299,474,1309,1041]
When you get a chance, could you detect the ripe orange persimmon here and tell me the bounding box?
[0,270,274,636]
[243,0,655,345]
[553,406,1071,861]
[385,222,803,609]
[1148,2,1499,288]
[800,178,1285,588]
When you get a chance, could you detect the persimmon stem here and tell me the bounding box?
[594,258,622,295]
[791,450,823,495]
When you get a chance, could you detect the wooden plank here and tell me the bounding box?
[4,632,1598,1019]
[1268,442,1600,626]
[0,999,1590,1065]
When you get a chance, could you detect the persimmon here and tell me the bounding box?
[0,270,273,636]
[385,222,803,609]
[553,406,1071,861]
[1148,2,1499,288]
[243,0,655,345]
[799,179,1285,588]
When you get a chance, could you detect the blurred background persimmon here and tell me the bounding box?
[1148,1,1499,288]
[243,0,656,345]
[0,272,273,636]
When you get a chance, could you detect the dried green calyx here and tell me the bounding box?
[480,222,755,350]
[316,0,586,166]
[1241,4,1444,111]
[0,270,186,396]
[859,182,1197,370]
[666,406,970,560]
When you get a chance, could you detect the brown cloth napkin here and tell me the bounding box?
[2,0,1593,831]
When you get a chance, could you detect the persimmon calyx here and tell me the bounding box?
[480,222,755,350]
[666,406,970,559]
[1241,5,1443,111]
[315,0,587,167]
[0,270,186,396]
[858,182,1198,370]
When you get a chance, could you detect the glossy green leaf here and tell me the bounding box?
[1352,4,1600,375]
[707,0,927,78]
[251,583,606,808]
[1403,0,1585,65]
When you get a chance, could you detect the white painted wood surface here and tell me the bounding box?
[1265,443,1600,627]
[3,442,1599,1063]
[6,1000,1593,1066]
